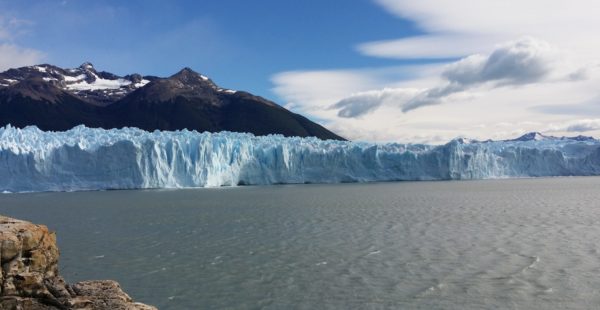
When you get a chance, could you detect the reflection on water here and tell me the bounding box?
[2,177,600,309]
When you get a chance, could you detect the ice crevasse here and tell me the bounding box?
[1,125,600,193]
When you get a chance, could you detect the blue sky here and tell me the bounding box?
[0,0,424,97]
[1,0,600,142]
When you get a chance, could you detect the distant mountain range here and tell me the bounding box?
[0,63,344,140]
[451,132,595,145]
[506,132,595,142]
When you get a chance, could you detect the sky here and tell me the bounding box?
[1,0,600,143]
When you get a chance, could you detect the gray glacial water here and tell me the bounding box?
[1,177,600,309]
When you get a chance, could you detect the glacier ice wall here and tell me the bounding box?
[1,125,600,192]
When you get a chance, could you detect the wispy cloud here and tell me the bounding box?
[0,44,44,71]
[271,69,381,113]
[547,119,600,133]
[357,34,501,59]
[369,0,600,61]
[333,37,571,116]
[0,16,33,41]
[442,38,556,86]
[0,15,44,70]
[269,0,600,142]
[332,88,421,117]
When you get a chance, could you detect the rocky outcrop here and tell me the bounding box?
[0,215,156,310]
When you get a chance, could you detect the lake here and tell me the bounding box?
[1,177,600,309]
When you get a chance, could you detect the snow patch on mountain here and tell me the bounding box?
[0,63,245,106]
[134,79,150,88]
[66,76,132,91]
[33,66,47,73]
[217,88,236,94]
[63,74,86,82]
[0,63,160,104]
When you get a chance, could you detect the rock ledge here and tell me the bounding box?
[0,215,156,310]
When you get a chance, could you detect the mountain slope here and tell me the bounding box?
[0,78,105,130]
[0,63,344,140]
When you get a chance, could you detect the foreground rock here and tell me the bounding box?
[0,215,156,309]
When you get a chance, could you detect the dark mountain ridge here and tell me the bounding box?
[0,63,344,140]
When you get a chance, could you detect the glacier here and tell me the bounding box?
[1,125,600,193]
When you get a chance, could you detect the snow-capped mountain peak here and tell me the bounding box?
[169,67,236,94]
[0,63,238,105]
[0,63,152,106]
[505,132,596,142]
[512,132,548,141]
[79,62,95,71]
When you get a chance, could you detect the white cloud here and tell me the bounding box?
[442,38,557,85]
[547,119,600,133]
[273,58,600,142]
[271,69,380,112]
[0,44,44,71]
[270,0,600,142]
[334,37,568,116]
[375,0,600,33]
[357,34,502,59]
[370,0,600,60]
[270,64,442,118]
[0,16,44,70]
[332,88,421,118]
[566,120,600,132]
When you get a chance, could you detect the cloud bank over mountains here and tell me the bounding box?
[272,0,600,142]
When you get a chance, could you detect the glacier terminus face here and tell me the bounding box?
[1,125,600,193]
